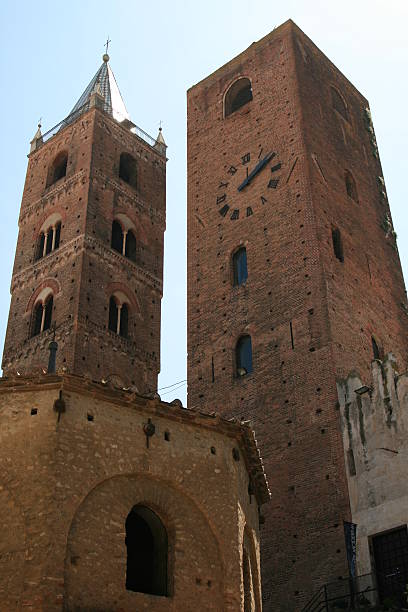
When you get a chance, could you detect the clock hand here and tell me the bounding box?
[237,151,276,192]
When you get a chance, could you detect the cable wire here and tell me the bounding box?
[157,379,187,391]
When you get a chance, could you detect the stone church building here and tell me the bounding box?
[1,18,408,612]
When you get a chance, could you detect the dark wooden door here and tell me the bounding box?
[373,526,408,605]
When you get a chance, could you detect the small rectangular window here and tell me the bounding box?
[332,228,344,262]
[233,247,248,286]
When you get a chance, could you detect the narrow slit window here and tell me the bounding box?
[236,335,253,376]
[332,228,344,262]
[233,247,248,286]
[345,170,358,202]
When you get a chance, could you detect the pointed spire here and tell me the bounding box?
[156,126,166,146]
[154,126,167,155]
[67,52,130,124]
[30,122,43,153]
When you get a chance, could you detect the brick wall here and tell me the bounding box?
[187,20,408,610]
[2,107,166,394]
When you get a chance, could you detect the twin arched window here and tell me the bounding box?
[108,295,129,338]
[36,221,61,261]
[111,220,136,262]
[46,151,68,188]
[224,78,253,118]
[31,294,53,337]
[125,505,168,596]
[119,152,137,188]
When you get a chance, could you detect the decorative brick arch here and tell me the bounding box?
[63,474,225,611]
[33,208,67,241]
[113,207,148,245]
[105,282,141,316]
[25,278,61,313]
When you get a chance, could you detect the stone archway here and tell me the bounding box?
[63,474,224,611]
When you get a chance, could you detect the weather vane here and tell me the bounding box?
[104,37,111,54]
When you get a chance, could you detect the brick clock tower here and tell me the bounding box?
[0,53,270,612]
[2,52,167,394]
[187,20,408,610]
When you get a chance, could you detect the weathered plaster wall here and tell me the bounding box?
[337,355,408,575]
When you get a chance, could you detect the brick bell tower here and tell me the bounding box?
[187,20,408,610]
[2,52,167,394]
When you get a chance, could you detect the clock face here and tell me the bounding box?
[216,146,282,221]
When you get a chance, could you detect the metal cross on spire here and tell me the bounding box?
[104,37,111,54]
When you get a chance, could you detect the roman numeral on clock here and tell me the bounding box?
[268,179,279,189]
[217,193,227,205]
[270,163,282,173]
[219,204,230,217]
[227,166,237,175]
[230,209,239,220]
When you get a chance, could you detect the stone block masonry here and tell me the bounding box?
[0,373,269,611]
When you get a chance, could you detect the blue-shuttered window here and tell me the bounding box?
[233,247,248,286]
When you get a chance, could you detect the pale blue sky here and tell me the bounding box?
[1,0,407,404]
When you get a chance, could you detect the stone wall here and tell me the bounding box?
[0,374,267,611]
